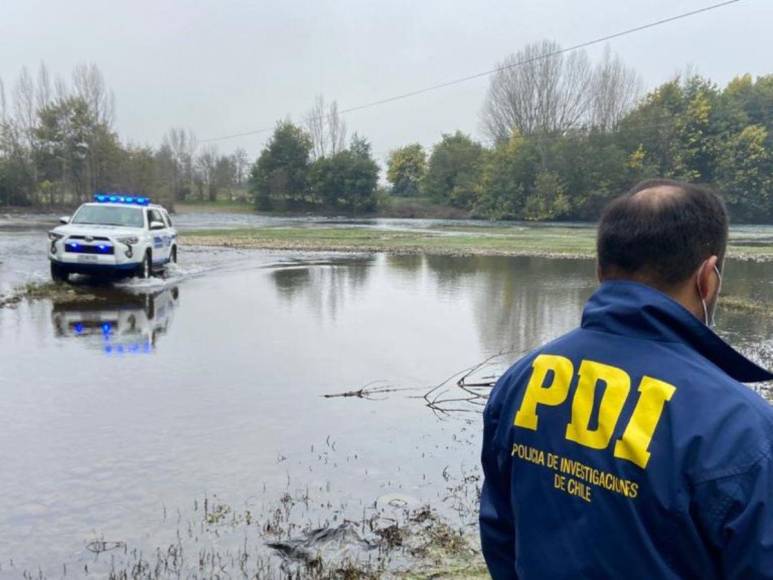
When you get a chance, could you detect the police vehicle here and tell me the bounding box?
[48,194,177,281]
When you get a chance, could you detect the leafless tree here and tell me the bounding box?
[163,127,198,200]
[0,76,7,122]
[481,41,594,142]
[481,41,639,143]
[72,63,115,127]
[589,46,641,131]
[326,100,346,156]
[231,147,249,186]
[12,67,37,149]
[36,62,53,112]
[195,145,218,201]
[305,95,347,159]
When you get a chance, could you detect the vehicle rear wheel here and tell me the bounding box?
[50,261,69,283]
[138,251,152,279]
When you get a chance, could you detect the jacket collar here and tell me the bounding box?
[582,280,773,383]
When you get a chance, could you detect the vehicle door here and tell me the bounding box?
[161,210,176,246]
[147,208,171,263]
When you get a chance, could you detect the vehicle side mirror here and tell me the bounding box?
[150,221,165,230]
[59,216,70,224]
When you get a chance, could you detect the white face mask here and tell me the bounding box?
[696,264,722,327]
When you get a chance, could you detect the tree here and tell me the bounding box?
[214,154,237,200]
[424,132,484,209]
[481,40,594,142]
[589,46,641,131]
[195,145,218,201]
[307,134,379,213]
[474,134,535,219]
[163,127,197,201]
[249,120,311,209]
[305,96,347,160]
[34,96,98,203]
[523,170,570,221]
[231,148,250,188]
[717,124,772,221]
[342,135,379,212]
[386,144,426,197]
[481,41,638,142]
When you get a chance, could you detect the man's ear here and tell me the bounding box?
[696,255,720,300]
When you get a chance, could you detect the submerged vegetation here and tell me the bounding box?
[13,470,486,579]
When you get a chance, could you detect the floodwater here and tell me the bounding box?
[0,213,771,577]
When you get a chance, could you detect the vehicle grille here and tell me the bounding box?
[65,241,114,255]
[67,235,111,241]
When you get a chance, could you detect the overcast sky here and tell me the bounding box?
[2,0,771,163]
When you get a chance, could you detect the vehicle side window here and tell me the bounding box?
[148,209,164,227]
[162,211,173,227]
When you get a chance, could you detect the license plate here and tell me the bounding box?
[77,255,98,263]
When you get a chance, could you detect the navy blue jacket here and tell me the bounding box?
[480,281,773,579]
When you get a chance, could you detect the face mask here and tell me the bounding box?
[696,264,722,327]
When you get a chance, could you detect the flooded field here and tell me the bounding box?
[0,213,771,577]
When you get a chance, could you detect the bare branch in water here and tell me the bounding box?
[320,348,529,415]
[322,380,420,400]
[423,348,525,416]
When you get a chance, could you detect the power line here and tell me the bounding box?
[200,0,744,144]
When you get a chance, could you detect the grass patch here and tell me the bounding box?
[180,223,773,261]
[720,295,773,315]
[181,225,598,258]
[0,281,109,309]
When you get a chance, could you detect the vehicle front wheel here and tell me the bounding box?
[138,251,152,279]
[50,261,69,282]
[170,245,177,264]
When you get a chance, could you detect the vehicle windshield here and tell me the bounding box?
[71,205,145,228]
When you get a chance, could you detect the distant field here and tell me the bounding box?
[181,223,773,261]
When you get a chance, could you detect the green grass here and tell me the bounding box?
[181,221,773,261]
[182,225,598,258]
[182,224,773,261]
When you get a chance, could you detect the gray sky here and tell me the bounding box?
[2,0,771,163]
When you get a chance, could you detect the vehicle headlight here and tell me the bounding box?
[48,232,63,241]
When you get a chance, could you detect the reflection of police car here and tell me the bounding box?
[52,286,179,354]
[48,194,177,281]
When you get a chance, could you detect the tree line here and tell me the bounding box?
[1,43,771,222]
[0,63,250,208]
[387,42,772,223]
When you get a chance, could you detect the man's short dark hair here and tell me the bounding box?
[597,179,729,287]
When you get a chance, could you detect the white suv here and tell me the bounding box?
[48,194,177,281]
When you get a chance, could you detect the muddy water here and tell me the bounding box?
[0,216,771,577]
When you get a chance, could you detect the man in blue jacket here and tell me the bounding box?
[480,179,773,579]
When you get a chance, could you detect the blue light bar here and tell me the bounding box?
[93,193,151,206]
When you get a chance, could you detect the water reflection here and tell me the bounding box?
[269,254,599,355]
[51,286,179,354]
[271,256,375,319]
